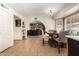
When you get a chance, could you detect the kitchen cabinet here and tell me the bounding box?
[66,35,79,56]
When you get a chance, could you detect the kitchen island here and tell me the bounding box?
[66,35,79,56]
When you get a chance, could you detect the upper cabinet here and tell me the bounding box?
[66,13,79,27]
[72,13,79,23]
[65,16,72,30]
[65,12,79,35]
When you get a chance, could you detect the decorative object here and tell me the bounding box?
[22,22,25,28]
[22,22,26,40]
[22,29,26,40]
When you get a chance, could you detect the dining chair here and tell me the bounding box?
[42,33,50,46]
[57,31,67,54]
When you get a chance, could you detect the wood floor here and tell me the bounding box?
[0,36,67,56]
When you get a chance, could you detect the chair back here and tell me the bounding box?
[58,31,66,42]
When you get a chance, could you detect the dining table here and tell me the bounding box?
[46,32,67,54]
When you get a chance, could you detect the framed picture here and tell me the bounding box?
[15,20,21,27]
[14,15,21,27]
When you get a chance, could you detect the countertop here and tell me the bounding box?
[66,35,79,41]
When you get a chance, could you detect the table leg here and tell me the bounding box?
[48,38,53,47]
[42,38,44,46]
[58,42,61,54]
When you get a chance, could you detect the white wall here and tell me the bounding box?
[9,6,25,40]
[0,4,13,52]
[0,3,25,52]
[12,10,25,40]
[25,16,55,33]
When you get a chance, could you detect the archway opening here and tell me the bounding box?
[27,20,46,36]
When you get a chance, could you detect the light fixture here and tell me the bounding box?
[45,8,58,17]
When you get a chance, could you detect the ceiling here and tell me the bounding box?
[7,3,68,17]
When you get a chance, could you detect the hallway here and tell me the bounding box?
[0,36,67,56]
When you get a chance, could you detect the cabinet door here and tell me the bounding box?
[68,38,79,56]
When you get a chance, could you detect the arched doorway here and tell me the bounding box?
[27,20,46,36]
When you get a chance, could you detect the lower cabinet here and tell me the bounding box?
[68,38,79,56]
